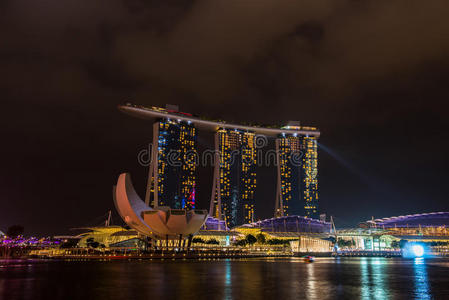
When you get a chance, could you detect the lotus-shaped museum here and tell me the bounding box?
[113,173,208,240]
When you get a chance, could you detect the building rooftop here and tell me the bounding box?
[391,235,449,240]
[118,103,320,137]
[236,215,331,234]
[361,212,449,228]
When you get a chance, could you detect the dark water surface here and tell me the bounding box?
[1,257,449,299]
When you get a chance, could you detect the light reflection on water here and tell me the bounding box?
[360,257,388,299]
[306,263,316,300]
[359,257,435,300]
[224,260,232,300]
[371,258,388,300]
[0,258,447,300]
[414,258,431,300]
[360,257,370,299]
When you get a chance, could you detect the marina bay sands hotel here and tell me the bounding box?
[119,103,320,228]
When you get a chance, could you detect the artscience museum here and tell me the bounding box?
[113,173,208,245]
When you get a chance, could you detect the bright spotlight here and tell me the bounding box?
[412,245,424,257]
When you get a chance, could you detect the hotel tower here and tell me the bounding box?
[210,129,257,228]
[275,122,319,219]
[146,114,198,210]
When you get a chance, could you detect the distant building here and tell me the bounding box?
[336,212,449,252]
[359,212,449,235]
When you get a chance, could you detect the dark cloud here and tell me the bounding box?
[114,0,333,100]
[2,0,448,103]
[1,0,448,234]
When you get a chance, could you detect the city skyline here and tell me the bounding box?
[1,0,448,235]
[1,96,447,235]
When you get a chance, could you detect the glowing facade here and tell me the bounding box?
[152,119,197,209]
[211,129,257,228]
[240,132,257,224]
[276,136,302,216]
[301,136,318,218]
[179,122,197,209]
[119,104,321,227]
[276,132,319,219]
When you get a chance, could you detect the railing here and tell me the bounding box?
[334,249,402,257]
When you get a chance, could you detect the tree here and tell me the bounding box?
[267,238,291,245]
[256,233,266,244]
[192,237,205,244]
[246,234,257,245]
[86,238,100,248]
[60,238,79,249]
[337,238,353,248]
[7,225,24,238]
[267,239,283,245]
[234,239,247,246]
[205,239,219,245]
[390,240,400,249]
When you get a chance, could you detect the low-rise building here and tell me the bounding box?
[234,225,333,253]
[76,226,144,249]
[336,228,398,251]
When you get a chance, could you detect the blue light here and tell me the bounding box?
[412,245,424,257]
[403,243,427,258]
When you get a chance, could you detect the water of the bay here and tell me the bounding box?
[1,257,449,299]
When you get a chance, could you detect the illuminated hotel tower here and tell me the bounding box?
[146,118,197,210]
[275,122,319,219]
[240,132,257,224]
[301,136,318,218]
[210,129,257,228]
[275,135,302,216]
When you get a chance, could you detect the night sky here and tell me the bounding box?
[1,0,448,235]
